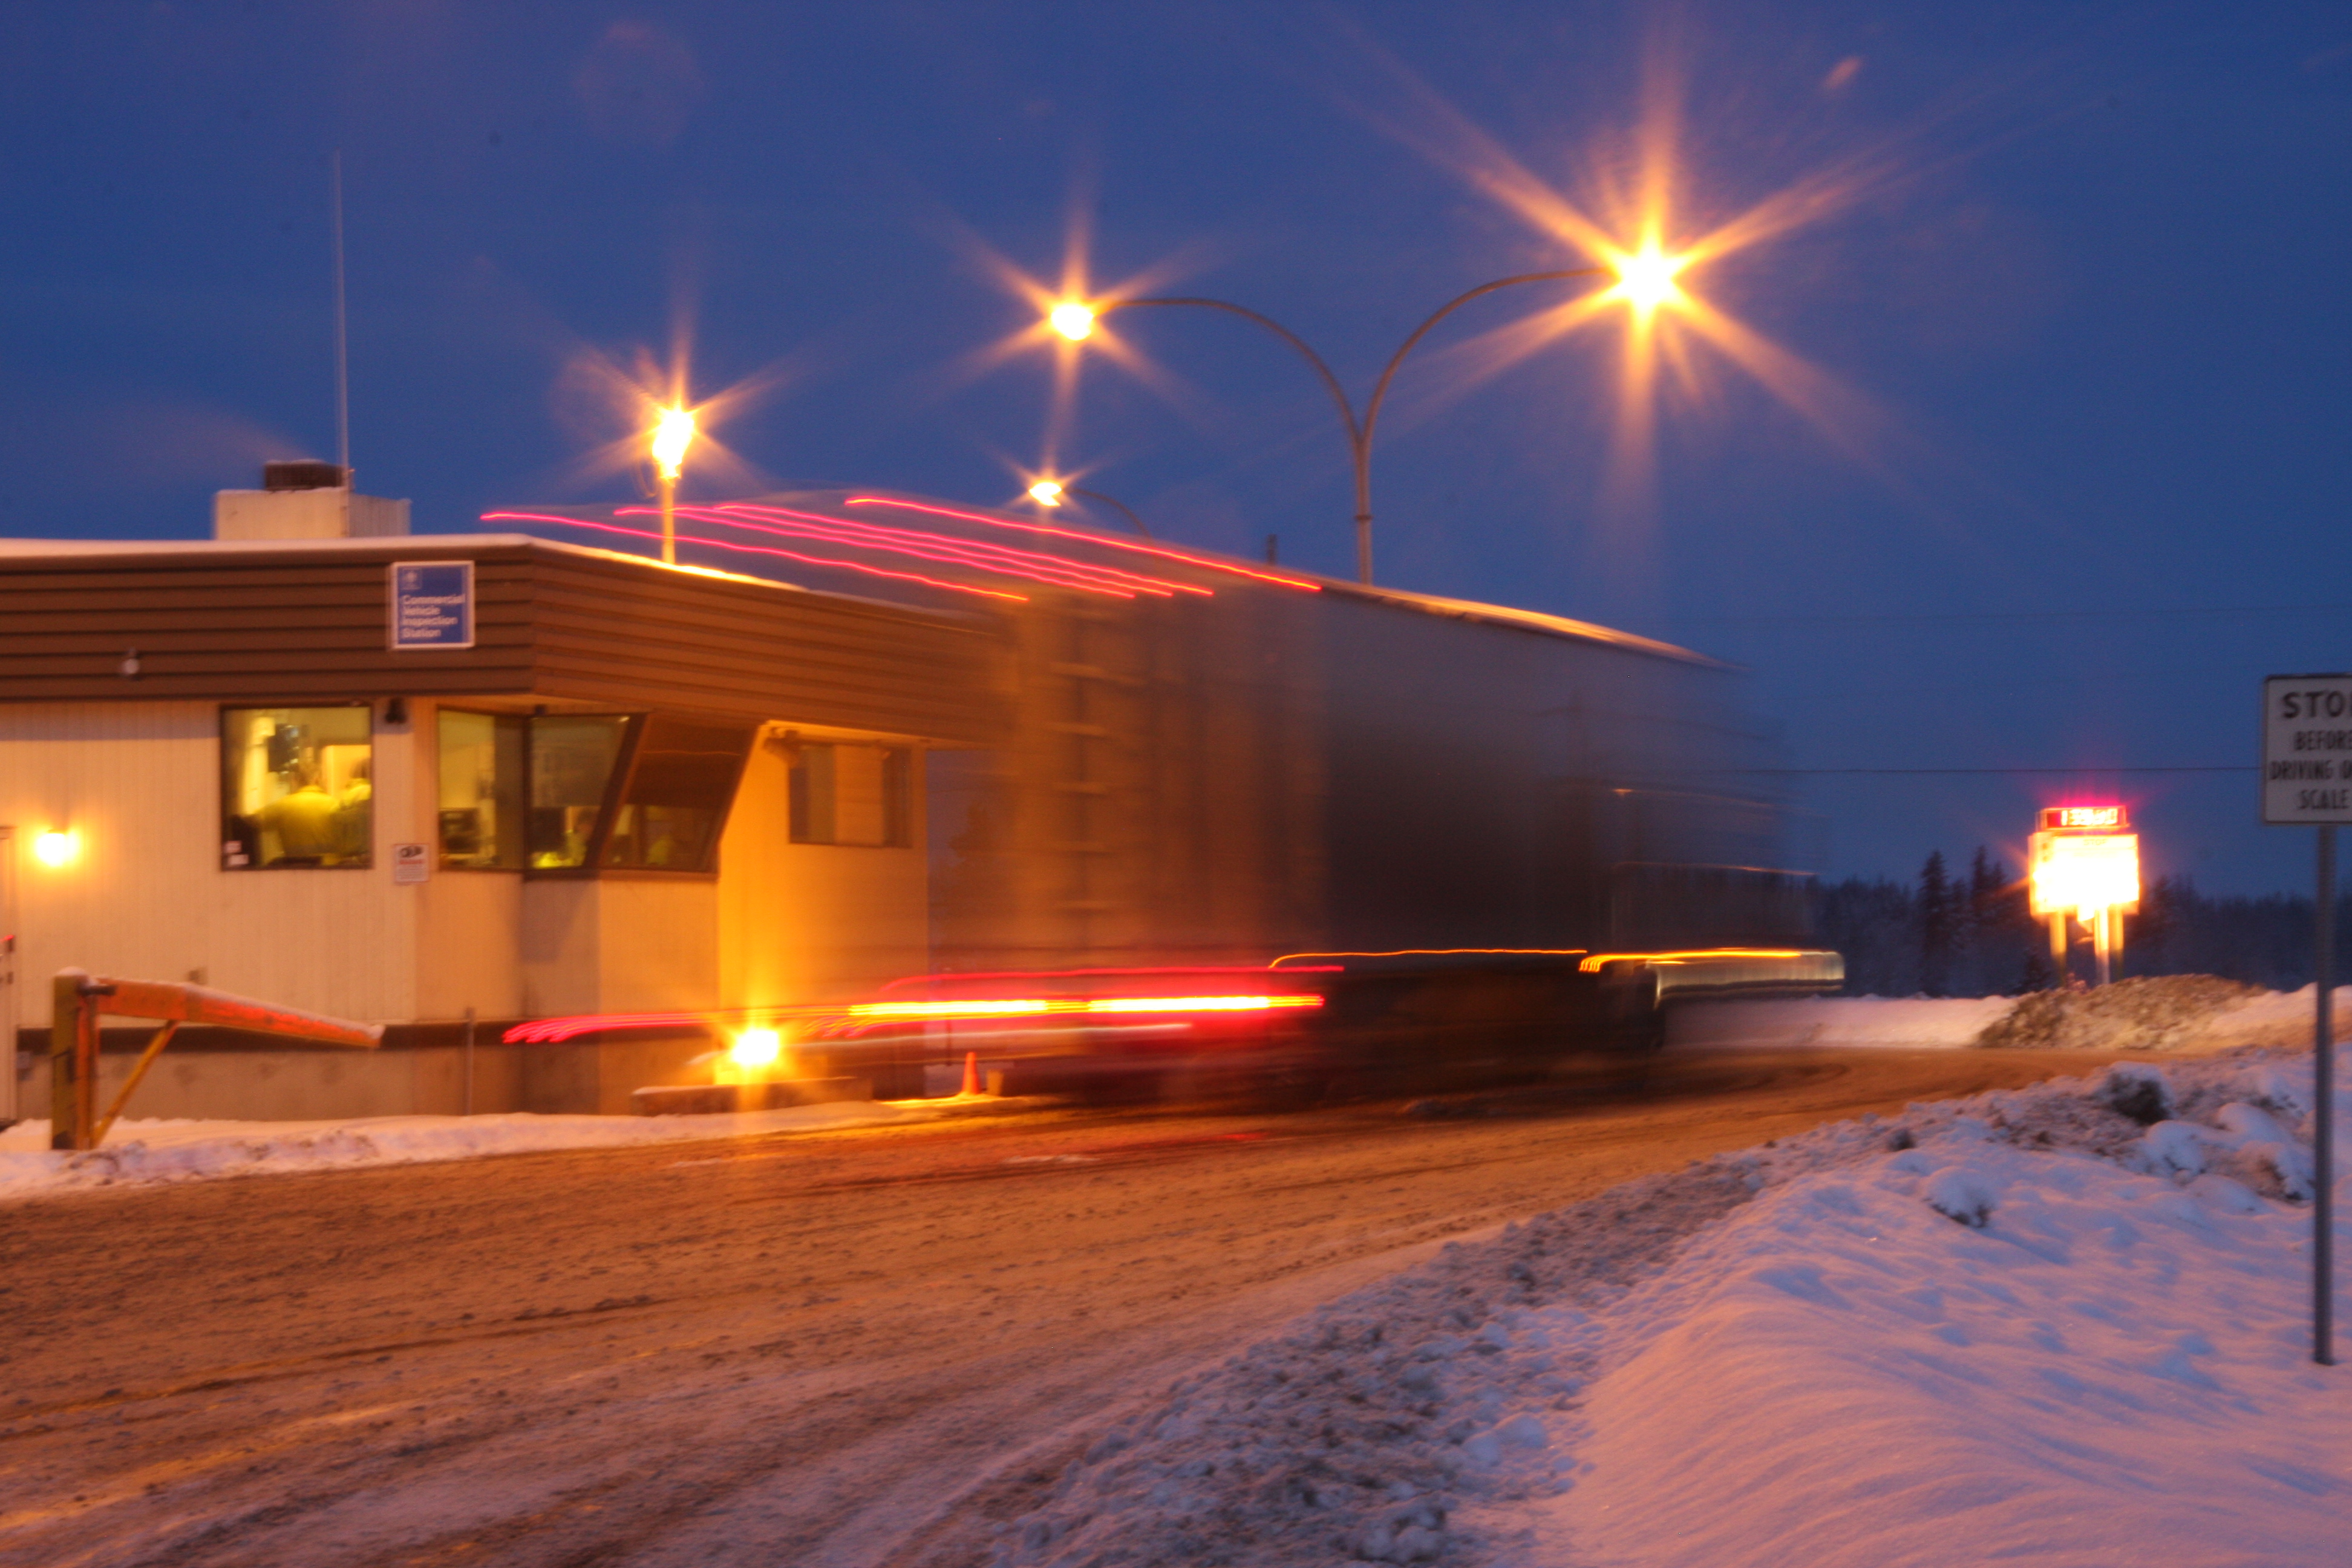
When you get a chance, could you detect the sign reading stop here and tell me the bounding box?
[2262,673,2352,825]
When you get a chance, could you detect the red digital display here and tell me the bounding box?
[2039,805,2126,831]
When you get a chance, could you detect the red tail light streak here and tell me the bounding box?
[838,993,1323,1024]
[501,991,1323,1045]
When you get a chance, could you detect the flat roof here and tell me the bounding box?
[0,531,1006,741]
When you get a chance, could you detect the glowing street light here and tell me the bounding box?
[1026,475,1153,538]
[1609,241,1688,313]
[1048,301,1097,342]
[650,404,699,565]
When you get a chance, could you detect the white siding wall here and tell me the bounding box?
[717,736,928,1008]
[0,701,420,1026]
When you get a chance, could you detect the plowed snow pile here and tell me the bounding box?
[995,1049,2347,1567]
[1974,973,2263,1051]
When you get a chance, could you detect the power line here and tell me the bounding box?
[1702,766,2255,776]
[1682,606,2352,627]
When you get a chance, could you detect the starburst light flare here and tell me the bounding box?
[1336,35,1922,531]
[650,405,698,480]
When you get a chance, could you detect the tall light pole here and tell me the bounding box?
[1050,268,1611,585]
[650,405,697,566]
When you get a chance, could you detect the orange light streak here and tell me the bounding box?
[1576,948,1807,973]
[1272,947,1589,966]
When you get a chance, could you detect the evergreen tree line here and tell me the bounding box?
[1817,848,2352,997]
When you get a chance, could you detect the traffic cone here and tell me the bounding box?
[961,1050,981,1097]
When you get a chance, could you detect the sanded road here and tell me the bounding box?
[0,1047,2136,1568]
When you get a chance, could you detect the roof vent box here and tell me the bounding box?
[214,463,409,540]
[263,459,350,491]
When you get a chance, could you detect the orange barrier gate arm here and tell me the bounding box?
[48,967,384,1152]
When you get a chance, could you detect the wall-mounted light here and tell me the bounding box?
[33,828,80,867]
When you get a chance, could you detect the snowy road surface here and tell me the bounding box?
[0,1047,2145,1568]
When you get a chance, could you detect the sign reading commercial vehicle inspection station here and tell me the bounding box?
[388,560,475,650]
[2263,673,2352,823]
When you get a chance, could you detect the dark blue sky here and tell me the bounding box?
[4,2,2346,894]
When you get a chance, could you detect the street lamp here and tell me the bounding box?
[1028,479,1153,540]
[1048,266,1624,584]
[650,405,698,566]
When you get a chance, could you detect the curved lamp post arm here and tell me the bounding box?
[1359,269,1608,459]
[1110,295,1372,580]
[1106,296,1365,450]
[1067,487,1153,540]
[1102,270,1607,586]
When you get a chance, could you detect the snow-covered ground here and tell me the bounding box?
[0,1099,959,1202]
[997,1049,2347,1567]
[1668,995,2014,1050]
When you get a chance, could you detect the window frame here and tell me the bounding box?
[516,711,753,881]
[788,740,916,849]
[518,711,642,880]
[434,707,529,872]
[217,702,377,872]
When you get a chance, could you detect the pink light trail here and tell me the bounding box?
[480,512,1030,601]
[716,502,1212,597]
[844,496,1323,592]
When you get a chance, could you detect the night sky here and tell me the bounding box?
[4,3,2346,895]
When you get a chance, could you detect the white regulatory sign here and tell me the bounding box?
[2262,673,2352,824]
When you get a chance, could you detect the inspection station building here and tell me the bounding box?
[4,466,1816,1126]
[1,466,1000,1121]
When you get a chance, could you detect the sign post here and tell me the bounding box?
[2262,673,2347,1367]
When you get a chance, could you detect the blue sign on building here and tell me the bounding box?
[388,561,474,650]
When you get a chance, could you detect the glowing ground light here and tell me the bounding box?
[1028,480,1065,506]
[1049,302,1097,342]
[32,829,78,867]
[728,1027,783,1071]
[650,407,697,479]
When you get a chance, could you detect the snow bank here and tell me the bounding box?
[1541,1072,2346,1567]
[0,1100,946,1202]
[1668,995,2014,1051]
[990,1050,2347,1567]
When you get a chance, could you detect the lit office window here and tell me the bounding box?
[789,743,912,847]
[437,710,526,869]
[220,706,373,869]
[527,715,633,870]
[603,716,755,872]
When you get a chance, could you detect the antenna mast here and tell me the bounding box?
[331,149,351,479]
